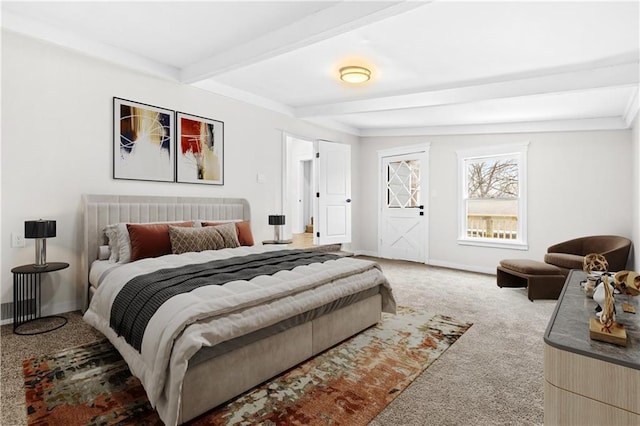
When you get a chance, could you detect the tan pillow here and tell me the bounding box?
[202,220,255,246]
[169,223,239,254]
[127,222,193,262]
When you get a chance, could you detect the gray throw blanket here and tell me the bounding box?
[110,249,339,351]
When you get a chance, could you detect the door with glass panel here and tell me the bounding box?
[379,150,428,262]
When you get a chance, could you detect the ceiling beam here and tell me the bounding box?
[295,55,640,118]
[180,1,429,84]
[1,10,180,81]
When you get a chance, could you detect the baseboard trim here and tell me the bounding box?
[354,250,378,257]
[0,300,81,326]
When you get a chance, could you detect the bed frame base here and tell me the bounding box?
[180,294,382,423]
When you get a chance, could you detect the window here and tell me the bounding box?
[387,159,421,208]
[457,142,528,250]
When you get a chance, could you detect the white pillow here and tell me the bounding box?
[97,245,111,260]
[117,223,133,264]
[104,224,119,263]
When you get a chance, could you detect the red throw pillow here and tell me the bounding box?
[127,222,193,261]
[202,221,254,246]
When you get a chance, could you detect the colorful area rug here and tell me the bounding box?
[23,307,471,425]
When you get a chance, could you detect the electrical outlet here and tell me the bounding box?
[11,233,25,248]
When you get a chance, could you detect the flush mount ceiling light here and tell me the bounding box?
[339,66,371,84]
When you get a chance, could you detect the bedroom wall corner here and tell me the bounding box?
[0,30,360,318]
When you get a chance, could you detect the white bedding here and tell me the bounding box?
[83,246,395,426]
[88,260,119,288]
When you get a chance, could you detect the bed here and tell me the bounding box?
[81,194,395,425]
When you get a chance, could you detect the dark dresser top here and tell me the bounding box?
[544,269,640,370]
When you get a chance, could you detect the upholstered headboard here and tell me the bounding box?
[81,194,251,311]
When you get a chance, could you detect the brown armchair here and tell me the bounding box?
[544,235,632,276]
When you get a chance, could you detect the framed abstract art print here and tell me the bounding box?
[176,112,224,185]
[113,97,175,182]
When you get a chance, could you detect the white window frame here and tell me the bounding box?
[457,142,529,250]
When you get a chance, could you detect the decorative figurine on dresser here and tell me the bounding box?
[613,270,640,313]
[584,252,639,347]
[12,219,68,335]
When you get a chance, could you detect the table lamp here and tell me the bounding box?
[268,215,285,242]
[25,219,56,267]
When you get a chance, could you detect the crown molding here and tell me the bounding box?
[301,117,360,137]
[359,117,629,137]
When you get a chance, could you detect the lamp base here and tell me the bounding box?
[262,239,293,245]
[273,225,283,242]
[34,238,47,268]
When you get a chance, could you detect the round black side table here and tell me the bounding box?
[11,262,69,335]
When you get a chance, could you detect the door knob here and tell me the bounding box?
[346,199,352,203]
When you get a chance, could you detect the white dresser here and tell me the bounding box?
[544,270,639,425]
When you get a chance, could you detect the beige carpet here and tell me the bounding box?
[0,257,555,425]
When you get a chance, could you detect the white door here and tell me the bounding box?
[379,148,429,262]
[315,140,351,245]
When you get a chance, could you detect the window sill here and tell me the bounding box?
[457,238,528,251]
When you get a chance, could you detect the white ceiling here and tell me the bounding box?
[2,1,639,136]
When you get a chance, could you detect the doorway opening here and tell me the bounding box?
[282,134,352,250]
[283,134,316,249]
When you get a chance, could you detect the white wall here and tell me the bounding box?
[359,131,634,273]
[0,31,360,315]
[632,116,639,270]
